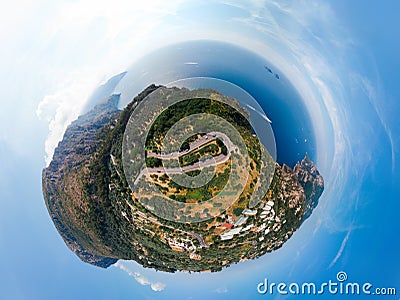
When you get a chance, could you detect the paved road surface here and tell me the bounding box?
[134,131,237,185]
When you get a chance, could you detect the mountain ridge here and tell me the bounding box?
[42,85,324,271]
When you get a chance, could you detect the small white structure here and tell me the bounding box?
[242,224,254,231]
[220,234,233,241]
[227,227,242,235]
[234,216,248,227]
[257,223,267,232]
[242,209,257,216]
[220,227,243,240]
[264,205,272,211]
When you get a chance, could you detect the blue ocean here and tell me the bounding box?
[114,40,316,167]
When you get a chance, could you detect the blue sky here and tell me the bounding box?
[0,1,399,299]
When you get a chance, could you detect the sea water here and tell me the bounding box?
[114,40,316,167]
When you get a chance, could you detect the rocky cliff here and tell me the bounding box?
[42,94,122,268]
[42,85,324,271]
[293,153,324,220]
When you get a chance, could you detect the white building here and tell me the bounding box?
[234,216,248,227]
[267,200,274,207]
[220,227,243,240]
[242,209,257,216]
[220,234,233,241]
[242,224,254,231]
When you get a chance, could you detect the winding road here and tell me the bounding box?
[134,131,236,185]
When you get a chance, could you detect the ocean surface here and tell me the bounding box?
[114,40,316,167]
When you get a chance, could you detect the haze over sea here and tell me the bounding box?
[115,40,316,167]
[0,1,398,299]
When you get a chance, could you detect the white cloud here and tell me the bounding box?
[36,71,100,165]
[114,261,166,292]
[35,0,185,166]
[213,1,391,245]
[214,287,228,294]
[221,1,343,173]
[32,0,387,236]
[150,281,167,292]
[328,230,351,269]
[351,73,396,174]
